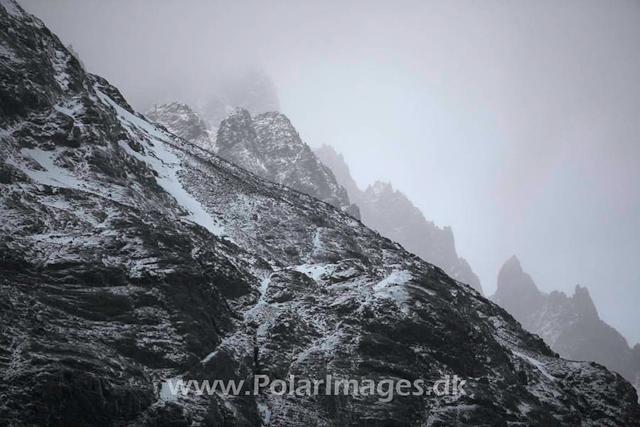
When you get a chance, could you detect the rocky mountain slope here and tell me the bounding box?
[1,1,639,425]
[146,103,359,218]
[492,256,640,392]
[216,110,360,218]
[146,107,480,291]
[315,144,483,295]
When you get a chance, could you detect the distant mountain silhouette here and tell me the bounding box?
[492,255,640,391]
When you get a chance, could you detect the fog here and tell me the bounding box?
[20,0,640,345]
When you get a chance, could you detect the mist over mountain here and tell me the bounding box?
[194,70,281,131]
[3,1,640,425]
[492,256,640,392]
[146,69,280,132]
[2,0,640,425]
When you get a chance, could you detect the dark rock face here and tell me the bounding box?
[1,1,640,426]
[492,256,640,393]
[315,145,483,295]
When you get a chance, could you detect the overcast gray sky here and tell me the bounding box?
[20,0,640,345]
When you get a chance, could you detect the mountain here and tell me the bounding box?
[146,109,480,287]
[492,256,640,392]
[315,144,483,295]
[1,1,639,425]
[146,103,360,218]
[146,102,216,152]
[216,110,361,218]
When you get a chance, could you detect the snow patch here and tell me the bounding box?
[54,100,83,117]
[260,275,271,296]
[98,89,226,237]
[512,350,556,381]
[294,263,333,281]
[257,401,271,424]
[373,270,413,313]
[20,148,86,189]
[373,270,412,291]
[159,377,182,402]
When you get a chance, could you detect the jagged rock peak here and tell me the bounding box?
[496,255,540,295]
[254,110,290,122]
[491,256,640,393]
[573,284,600,320]
[216,108,258,153]
[313,144,361,201]
[496,258,597,322]
[315,144,345,162]
[145,102,214,151]
[506,254,520,266]
[253,111,304,152]
[224,106,253,121]
[149,101,198,117]
[503,254,523,272]
[365,180,394,197]
[215,109,359,218]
